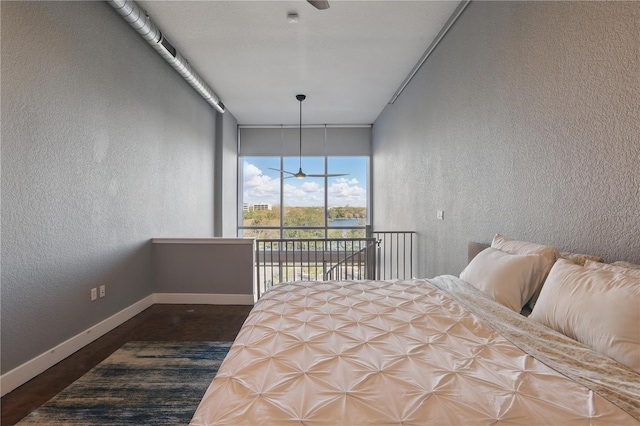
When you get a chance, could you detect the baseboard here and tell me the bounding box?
[0,292,254,397]
[153,293,255,305]
[0,295,155,397]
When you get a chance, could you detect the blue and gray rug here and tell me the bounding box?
[18,341,232,425]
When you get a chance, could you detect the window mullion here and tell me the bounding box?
[324,155,328,239]
[279,155,284,239]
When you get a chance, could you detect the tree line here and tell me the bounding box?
[243,206,367,240]
[244,206,366,226]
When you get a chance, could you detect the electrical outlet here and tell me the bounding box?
[91,288,97,301]
[437,210,444,220]
[99,285,106,298]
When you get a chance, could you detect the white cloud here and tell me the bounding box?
[328,179,366,206]
[301,181,322,193]
[244,163,272,188]
[335,177,359,185]
[243,161,367,207]
[283,182,324,206]
[243,161,280,204]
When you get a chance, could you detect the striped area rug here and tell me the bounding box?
[18,341,232,425]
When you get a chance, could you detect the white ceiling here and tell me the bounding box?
[135,0,461,125]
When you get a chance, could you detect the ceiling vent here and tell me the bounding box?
[108,0,225,113]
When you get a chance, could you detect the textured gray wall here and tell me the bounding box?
[215,110,239,237]
[372,1,639,278]
[153,241,253,295]
[1,2,218,373]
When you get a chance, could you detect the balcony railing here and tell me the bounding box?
[255,238,378,298]
[372,231,416,280]
[255,231,416,298]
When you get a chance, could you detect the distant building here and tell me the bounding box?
[244,202,273,211]
[253,203,272,211]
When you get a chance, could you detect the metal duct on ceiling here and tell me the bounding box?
[107,0,225,113]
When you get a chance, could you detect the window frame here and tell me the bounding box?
[238,154,370,239]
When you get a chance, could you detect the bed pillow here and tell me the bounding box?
[491,234,560,307]
[560,251,603,266]
[529,259,640,373]
[584,260,640,279]
[612,261,640,270]
[460,247,546,312]
[491,234,560,263]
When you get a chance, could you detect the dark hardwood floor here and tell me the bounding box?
[1,304,253,425]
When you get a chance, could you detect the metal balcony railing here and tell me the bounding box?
[255,238,377,298]
[255,231,417,299]
[372,231,417,280]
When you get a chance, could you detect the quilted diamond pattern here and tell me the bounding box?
[191,280,638,425]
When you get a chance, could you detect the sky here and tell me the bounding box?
[243,157,367,207]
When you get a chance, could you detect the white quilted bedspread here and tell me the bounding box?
[190,279,638,425]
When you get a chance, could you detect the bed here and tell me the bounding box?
[190,235,640,425]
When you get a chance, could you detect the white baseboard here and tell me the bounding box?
[153,293,255,305]
[0,293,254,397]
[0,295,154,397]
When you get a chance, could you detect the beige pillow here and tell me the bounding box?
[491,234,560,307]
[584,260,640,279]
[612,261,640,270]
[530,259,640,373]
[560,251,603,266]
[492,234,559,263]
[460,247,546,312]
